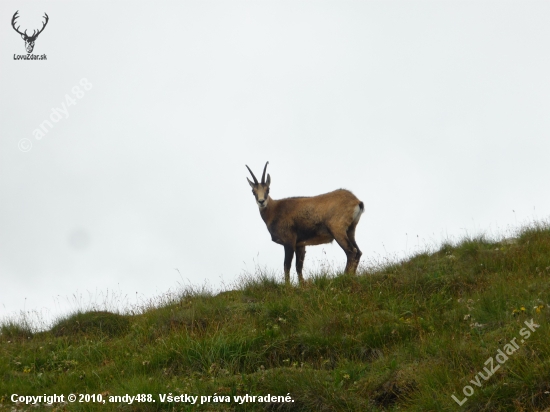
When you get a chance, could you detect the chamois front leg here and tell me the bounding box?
[295,245,306,284]
[283,245,294,284]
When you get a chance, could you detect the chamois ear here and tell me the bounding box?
[247,177,255,188]
[265,174,271,187]
[261,161,269,184]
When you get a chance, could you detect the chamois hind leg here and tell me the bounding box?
[295,245,306,284]
[283,245,294,284]
[330,229,359,275]
[347,225,362,274]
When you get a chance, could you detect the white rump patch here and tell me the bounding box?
[352,204,363,223]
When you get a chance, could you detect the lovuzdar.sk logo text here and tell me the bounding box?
[11,10,49,60]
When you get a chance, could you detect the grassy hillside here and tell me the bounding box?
[1,224,550,411]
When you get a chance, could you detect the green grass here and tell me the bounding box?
[1,223,550,411]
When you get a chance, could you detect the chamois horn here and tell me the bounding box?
[245,165,258,185]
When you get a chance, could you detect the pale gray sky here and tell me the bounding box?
[1,1,549,326]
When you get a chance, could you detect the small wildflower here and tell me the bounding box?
[535,305,544,313]
[512,307,526,316]
[463,314,471,321]
[343,374,350,380]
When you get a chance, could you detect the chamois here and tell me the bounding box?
[246,161,364,284]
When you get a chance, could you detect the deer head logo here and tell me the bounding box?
[11,11,49,54]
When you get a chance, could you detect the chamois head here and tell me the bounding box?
[246,161,271,209]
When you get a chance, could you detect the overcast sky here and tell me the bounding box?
[1,1,549,327]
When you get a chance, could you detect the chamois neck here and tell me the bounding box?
[259,196,276,223]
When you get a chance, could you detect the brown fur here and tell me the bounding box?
[247,162,364,284]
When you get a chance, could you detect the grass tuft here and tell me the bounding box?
[50,310,130,338]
